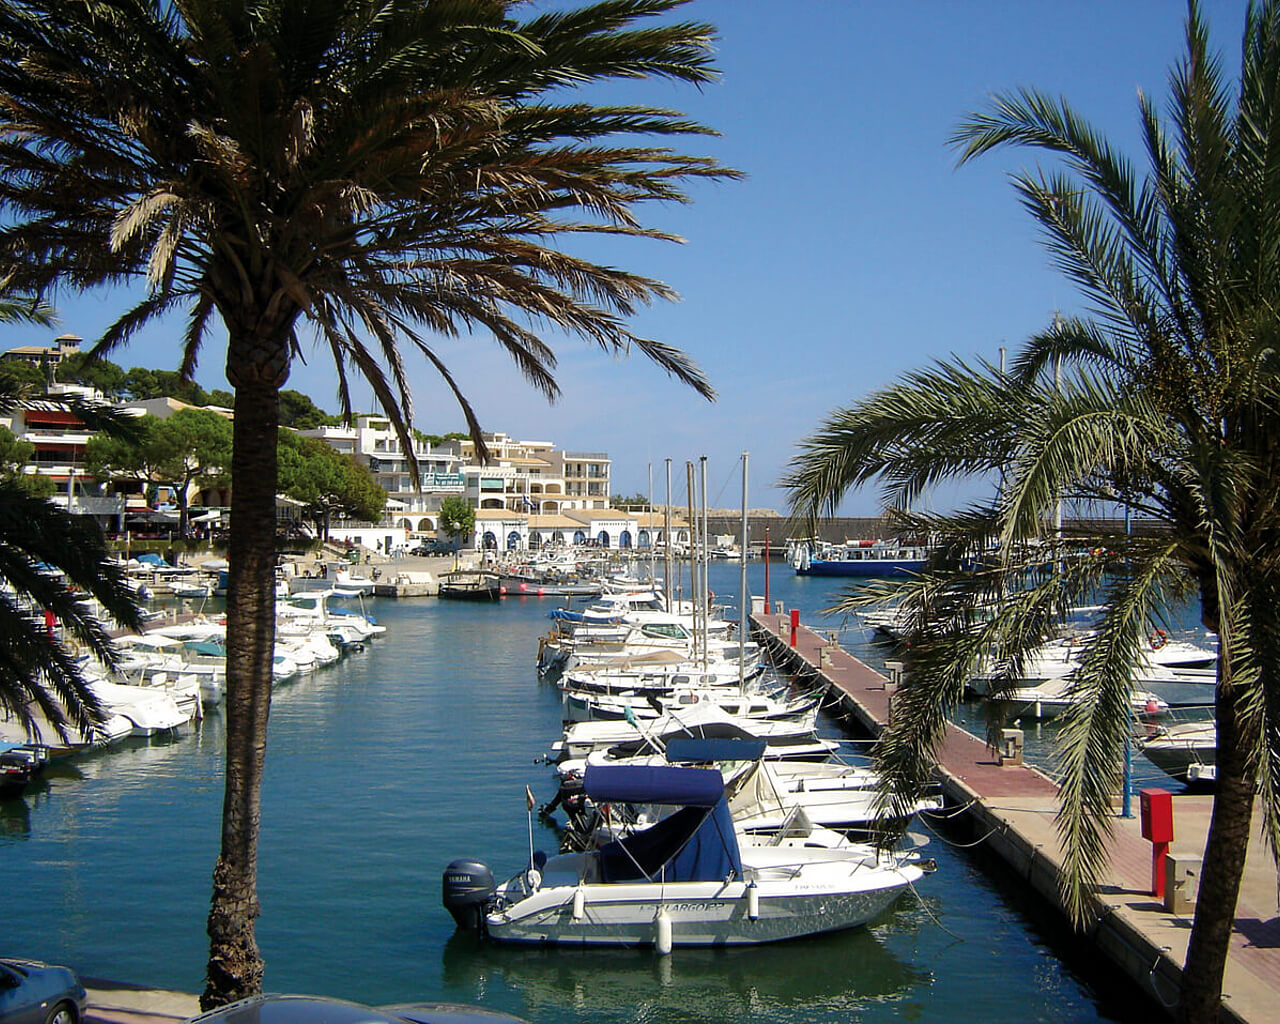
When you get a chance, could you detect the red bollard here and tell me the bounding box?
[789,608,800,647]
[1140,788,1174,898]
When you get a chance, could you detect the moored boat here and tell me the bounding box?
[438,570,502,601]
[442,763,928,949]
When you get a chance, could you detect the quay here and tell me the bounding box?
[752,610,1280,1024]
[83,980,197,1024]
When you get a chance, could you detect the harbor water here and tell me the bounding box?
[1,562,1173,1022]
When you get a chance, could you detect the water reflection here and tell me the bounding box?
[0,794,31,836]
[441,923,932,1023]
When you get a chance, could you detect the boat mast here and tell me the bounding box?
[686,461,698,661]
[739,450,749,689]
[664,458,673,612]
[700,455,709,672]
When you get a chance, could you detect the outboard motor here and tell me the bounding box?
[442,859,496,933]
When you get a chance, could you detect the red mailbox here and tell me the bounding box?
[1139,788,1174,898]
[1140,788,1174,843]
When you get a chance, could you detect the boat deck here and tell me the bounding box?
[751,610,1280,1024]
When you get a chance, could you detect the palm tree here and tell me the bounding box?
[785,4,1280,1021]
[0,0,735,1006]
[0,372,145,745]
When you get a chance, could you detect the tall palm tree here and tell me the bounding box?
[0,0,735,1006]
[785,4,1280,1021]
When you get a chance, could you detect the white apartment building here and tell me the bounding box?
[1,383,129,528]
[298,414,465,533]
[454,433,610,514]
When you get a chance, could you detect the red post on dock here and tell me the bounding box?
[1140,788,1174,898]
[789,608,799,647]
[763,528,771,610]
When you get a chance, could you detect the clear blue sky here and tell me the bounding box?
[0,1,1250,513]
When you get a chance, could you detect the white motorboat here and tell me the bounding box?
[443,764,927,949]
[1139,719,1216,783]
[562,685,819,725]
[86,679,190,736]
[970,631,1217,703]
[990,676,1168,721]
[548,702,836,763]
[554,738,938,840]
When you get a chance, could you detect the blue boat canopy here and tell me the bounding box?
[585,765,743,884]
[664,738,766,764]
[584,764,724,807]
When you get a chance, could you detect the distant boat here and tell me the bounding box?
[438,570,501,602]
[789,539,928,577]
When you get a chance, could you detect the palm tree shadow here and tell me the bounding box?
[1234,918,1280,948]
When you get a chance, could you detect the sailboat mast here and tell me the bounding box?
[685,461,698,660]
[700,455,709,671]
[739,451,749,689]
[664,459,673,611]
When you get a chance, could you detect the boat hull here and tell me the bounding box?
[485,874,916,947]
[795,559,925,578]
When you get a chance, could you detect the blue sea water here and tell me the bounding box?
[0,561,1165,1022]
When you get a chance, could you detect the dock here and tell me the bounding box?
[752,610,1280,1024]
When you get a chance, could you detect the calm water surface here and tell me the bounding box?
[1,562,1168,1022]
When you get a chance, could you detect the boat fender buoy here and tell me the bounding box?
[524,868,542,893]
[746,880,759,921]
[572,884,586,919]
[655,908,673,954]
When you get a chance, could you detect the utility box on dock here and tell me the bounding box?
[1140,789,1174,843]
[999,728,1024,766]
[1164,853,1201,914]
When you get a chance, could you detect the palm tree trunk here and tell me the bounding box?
[1179,667,1257,1023]
[202,380,280,1009]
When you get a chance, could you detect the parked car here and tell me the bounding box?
[0,958,87,1024]
[182,995,527,1024]
[410,541,453,556]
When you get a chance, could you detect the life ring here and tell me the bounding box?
[1149,628,1169,651]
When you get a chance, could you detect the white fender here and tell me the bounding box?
[654,908,672,954]
[746,880,760,921]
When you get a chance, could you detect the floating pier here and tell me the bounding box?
[751,609,1280,1024]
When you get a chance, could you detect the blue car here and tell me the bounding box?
[0,959,87,1024]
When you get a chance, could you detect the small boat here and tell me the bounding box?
[438,570,501,601]
[442,763,928,949]
[170,580,212,599]
[1139,719,1216,784]
[0,743,49,799]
